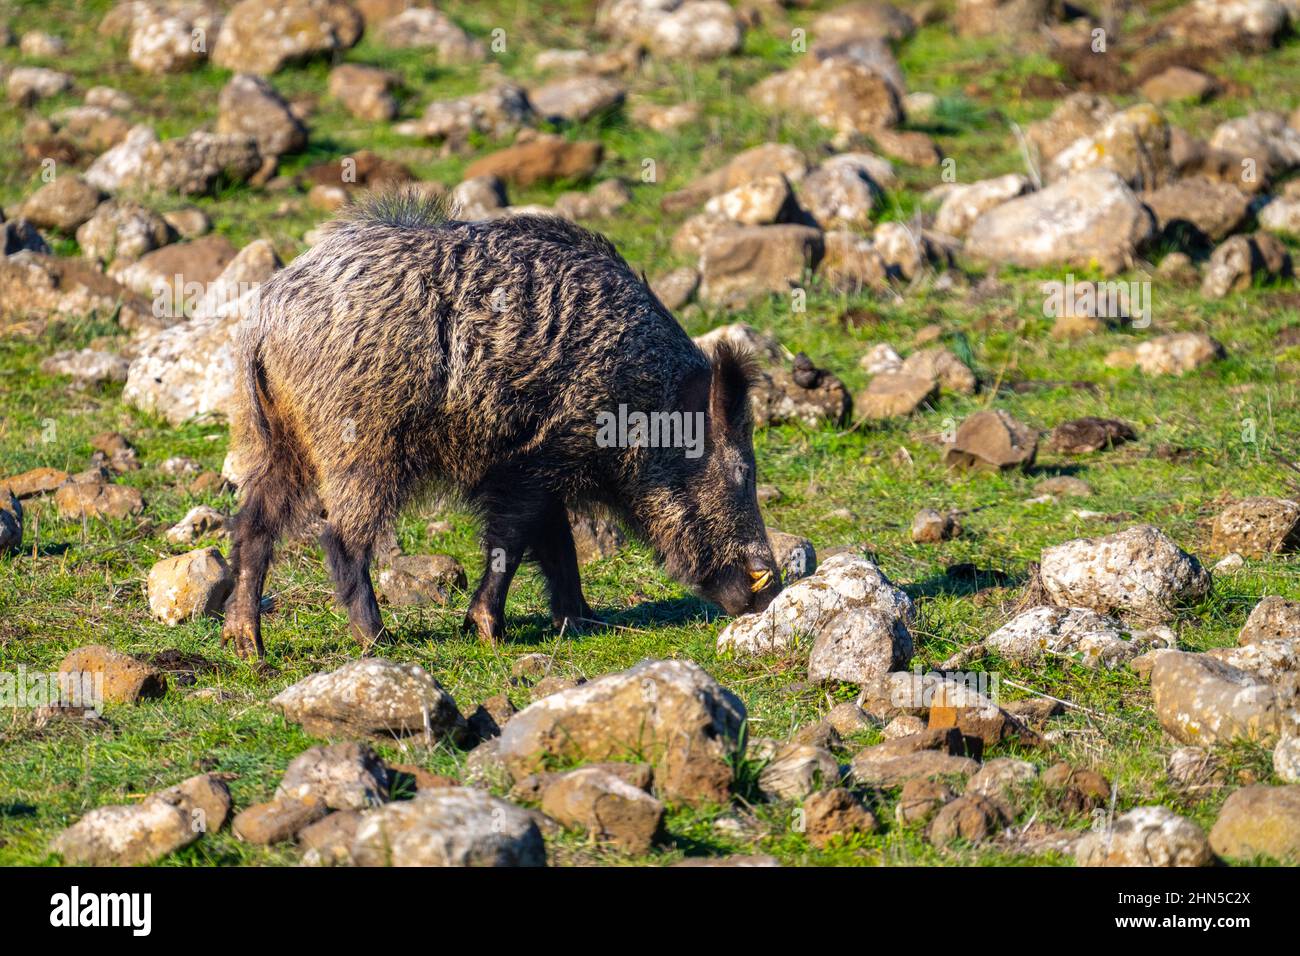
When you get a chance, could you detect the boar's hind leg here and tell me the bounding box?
[320,523,385,651]
[462,510,534,645]
[223,473,299,660]
[531,501,595,630]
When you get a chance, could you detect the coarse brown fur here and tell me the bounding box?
[222,188,781,659]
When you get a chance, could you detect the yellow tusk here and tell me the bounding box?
[749,569,773,592]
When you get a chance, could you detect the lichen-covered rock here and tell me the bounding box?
[1151,650,1283,745]
[216,73,306,164]
[767,529,816,583]
[719,553,914,657]
[539,766,665,853]
[123,239,279,424]
[50,774,228,865]
[698,224,823,308]
[1208,784,1300,862]
[165,505,226,545]
[798,161,881,231]
[1204,637,1300,683]
[398,84,534,142]
[1142,176,1252,242]
[76,200,175,266]
[19,176,103,233]
[955,0,1050,36]
[276,742,389,810]
[495,658,744,806]
[857,372,938,420]
[271,658,465,741]
[146,547,233,625]
[928,792,1008,846]
[1209,110,1300,176]
[964,170,1154,275]
[1076,806,1212,866]
[377,554,467,606]
[647,0,742,60]
[850,744,980,787]
[232,797,329,843]
[1038,525,1211,622]
[757,743,841,801]
[981,606,1137,668]
[1048,104,1174,190]
[529,75,625,124]
[53,480,145,520]
[807,606,913,686]
[703,174,798,226]
[6,66,74,106]
[352,787,545,866]
[1133,332,1226,375]
[327,63,398,121]
[211,0,361,74]
[127,3,222,74]
[750,54,902,136]
[933,173,1030,237]
[1239,595,1300,644]
[1210,497,1300,557]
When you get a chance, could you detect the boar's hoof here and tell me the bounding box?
[463,604,503,645]
[554,611,601,633]
[349,623,388,653]
[221,619,265,660]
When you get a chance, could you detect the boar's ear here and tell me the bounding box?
[708,340,757,439]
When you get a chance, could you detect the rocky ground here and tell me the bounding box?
[1,0,1299,867]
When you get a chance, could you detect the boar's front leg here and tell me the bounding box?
[531,500,595,630]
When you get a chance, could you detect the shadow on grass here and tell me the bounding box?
[907,563,1023,601]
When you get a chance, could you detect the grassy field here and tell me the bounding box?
[1,0,1298,866]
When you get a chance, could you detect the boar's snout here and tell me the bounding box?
[706,552,782,617]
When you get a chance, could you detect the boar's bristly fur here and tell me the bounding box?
[222,188,781,659]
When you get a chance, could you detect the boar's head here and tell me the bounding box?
[632,340,782,617]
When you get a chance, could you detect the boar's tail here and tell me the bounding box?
[231,337,275,487]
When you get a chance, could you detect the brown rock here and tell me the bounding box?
[297,809,363,865]
[53,480,145,520]
[464,136,602,187]
[1049,417,1137,454]
[896,777,954,825]
[2,466,68,498]
[539,766,665,853]
[233,796,330,844]
[1140,66,1217,104]
[910,508,959,543]
[1042,762,1111,814]
[857,372,938,420]
[928,792,1007,845]
[58,645,167,705]
[943,409,1038,472]
[803,787,878,847]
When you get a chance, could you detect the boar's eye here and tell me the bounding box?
[731,462,750,487]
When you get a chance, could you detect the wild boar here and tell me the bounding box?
[222,190,781,659]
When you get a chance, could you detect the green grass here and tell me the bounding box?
[1,0,1298,866]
